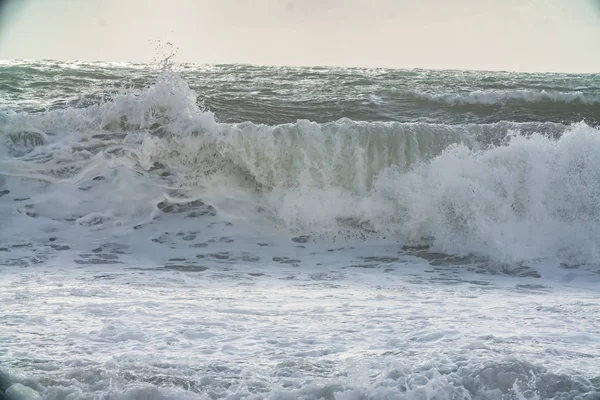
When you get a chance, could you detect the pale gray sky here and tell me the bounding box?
[0,0,599,72]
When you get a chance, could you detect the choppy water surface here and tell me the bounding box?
[0,60,599,399]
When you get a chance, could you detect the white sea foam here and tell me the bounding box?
[1,258,598,400]
[364,123,600,263]
[408,89,600,105]
[1,70,598,264]
[1,66,600,400]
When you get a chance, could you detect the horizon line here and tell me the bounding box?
[1,57,598,76]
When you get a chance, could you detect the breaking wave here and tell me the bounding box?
[2,69,600,265]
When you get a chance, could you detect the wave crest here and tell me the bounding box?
[2,69,599,264]
[408,89,600,106]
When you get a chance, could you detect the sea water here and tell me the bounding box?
[0,60,599,399]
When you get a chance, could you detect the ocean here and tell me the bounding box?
[0,59,599,400]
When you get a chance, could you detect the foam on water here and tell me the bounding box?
[1,69,598,264]
[409,89,600,106]
[1,65,600,400]
[365,123,600,263]
[1,258,599,400]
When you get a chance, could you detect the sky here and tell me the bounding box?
[0,0,599,72]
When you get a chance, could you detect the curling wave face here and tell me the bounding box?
[1,68,600,265]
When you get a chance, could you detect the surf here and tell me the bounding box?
[2,67,600,266]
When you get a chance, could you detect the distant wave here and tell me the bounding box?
[407,89,600,106]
